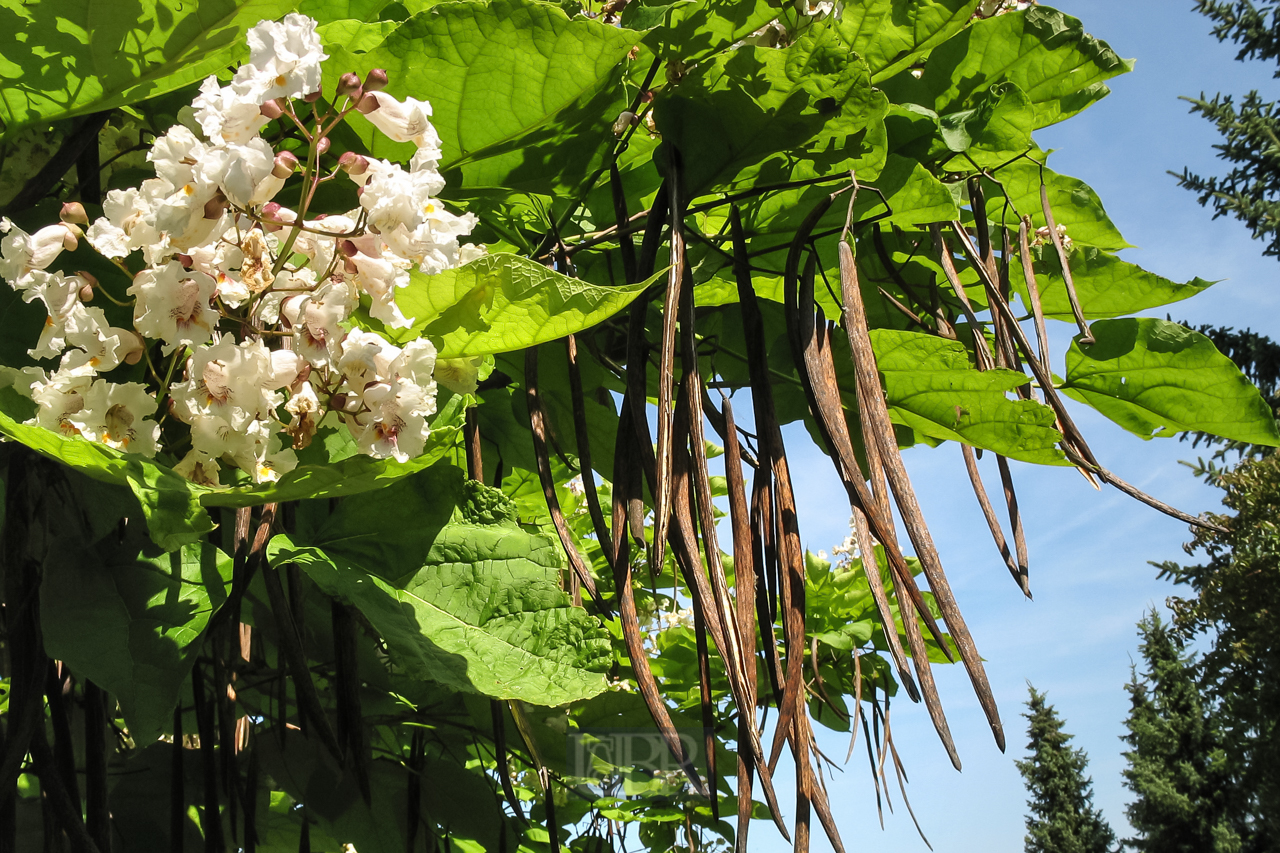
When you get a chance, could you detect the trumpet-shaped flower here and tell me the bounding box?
[129,261,219,354]
[74,381,160,456]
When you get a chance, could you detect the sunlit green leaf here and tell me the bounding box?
[1062,318,1280,445]
[371,253,652,357]
[0,0,300,135]
[879,5,1132,129]
[835,0,980,83]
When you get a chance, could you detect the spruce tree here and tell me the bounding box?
[1176,2,1280,259]
[1016,686,1116,853]
[1121,613,1246,853]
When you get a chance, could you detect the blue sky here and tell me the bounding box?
[751,3,1280,851]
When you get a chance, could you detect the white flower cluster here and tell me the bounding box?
[0,14,483,485]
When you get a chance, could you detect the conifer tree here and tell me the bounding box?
[1121,613,1246,853]
[1176,1,1280,258]
[1016,686,1117,853]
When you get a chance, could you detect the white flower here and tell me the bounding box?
[287,279,354,369]
[128,261,219,354]
[27,365,95,437]
[237,13,327,102]
[73,381,160,456]
[18,270,91,360]
[86,187,161,260]
[0,219,77,285]
[170,337,290,431]
[174,449,222,486]
[358,159,446,234]
[192,76,269,145]
[201,138,280,208]
[360,92,442,152]
[349,250,412,328]
[336,328,401,389]
[347,378,434,463]
[60,306,143,374]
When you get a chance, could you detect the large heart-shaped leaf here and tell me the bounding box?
[270,519,611,705]
[1012,246,1216,320]
[879,5,1132,129]
[325,0,642,167]
[1062,318,1280,445]
[866,329,1066,464]
[372,253,652,356]
[835,0,980,83]
[41,526,232,745]
[0,0,301,135]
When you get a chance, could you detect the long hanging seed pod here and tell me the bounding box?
[565,334,614,565]
[30,726,101,853]
[610,400,706,794]
[1018,218,1053,371]
[525,346,608,614]
[839,239,1006,753]
[193,664,226,853]
[332,601,370,803]
[45,662,80,808]
[260,563,343,761]
[851,375,961,770]
[653,163,688,581]
[960,444,1026,591]
[1040,182,1093,344]
[751,477,785,710]
[84,682,110,853]
[724,397,759,853]
[170,707,185,853]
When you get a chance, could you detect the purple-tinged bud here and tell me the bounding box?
[338,151,369,176]
[363,68,389,92]
[79,282,95,302]
[343,256,358,275]
[336,72,362,98]
[356,92,380,114]
[292,361,312,391]
[175,253,193,268]
[272,151,300,179]
[60,202,88,225]
[203,192,227,220]
[76,270,98,287]
[61,227,79,252]
[261,202,285,232]
[338,239,359,258]
[303,86,323,103]
[330,392,350,411]
[260,99,285,120]
[315,136,331,156]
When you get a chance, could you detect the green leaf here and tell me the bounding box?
[866,329,1067,464]
[372,253,652,357]
[623,0,781,64]
[990,158,1131,251]
[1061,318,1280,445]
[834,0,980,83]
[297,461,463,586]
[269,510,612,705]
[879,5,1132,129]
[41,525,232,745]
[1012,246,1217,320]
[315,18,399,53]
[938,81,1034,166]
[0,377,462,547]
[326,0,642,167]
[656,33,883,197]
[0,0,299,135]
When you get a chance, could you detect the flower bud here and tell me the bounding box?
[78,283,95,302]
[60,202,88,225]
[612,110,638,136]
[336,72,362,98]
[291,361,312,391]
[315,136,331,156]
[203,192,227,220]
[356,92,380,114]
[338,239,359,258]
[260,99,285,120]
[61,226,79,252]
[337,151,369,176]
[329,392,350,411]
[303,86,323,103]
[175,253,194,268]
[272,151,300,179]
[363,69,389,92]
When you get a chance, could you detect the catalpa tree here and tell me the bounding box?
[0,1,1272,852]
